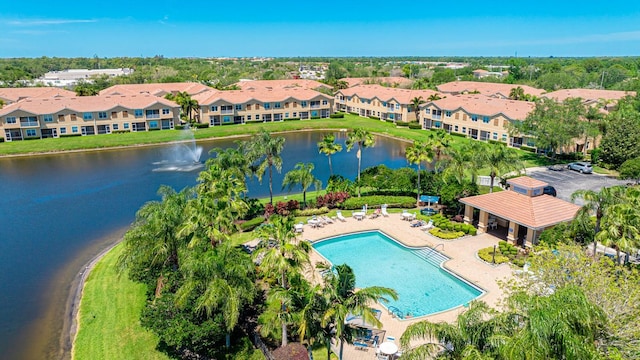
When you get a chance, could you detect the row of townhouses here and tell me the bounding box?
[0,80,635,151]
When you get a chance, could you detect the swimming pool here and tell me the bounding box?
[313,231,483,318]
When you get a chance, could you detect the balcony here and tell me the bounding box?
[431,114,442,120]
[145,114,160,119]
[20,120,39,127]
[310,104,321,109]
[221,109,234,115]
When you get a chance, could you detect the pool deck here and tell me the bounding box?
[302,213,514,359]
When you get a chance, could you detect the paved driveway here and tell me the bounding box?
[526,167,627,203]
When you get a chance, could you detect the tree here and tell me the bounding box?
[479,143,524,193]
[596,202,640,263]
[600,100,640,168]
[619,157,640,184]
[405,141,433,206]
[441,141,484,185]
[317,134,343,176]
[426,129,453,170]
[166,91,199,124]
[508,86,525,100]
[581,105,604,155]
[245,129,286,204]
[511,97,585,158]
[282,162,321,207]
[410,96,426,124]
[321,264,398,360]
[345,128,375,197]
[400,301,500,359]
[571,186,625,258]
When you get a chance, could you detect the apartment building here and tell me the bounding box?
[0,87,75,105]
[99,82,212,97]
[437,81,545,99]
[421,94,535,147]
[335,84,441,122]
[0,95,179,141]
[543,88,636,111]
[234,79,331,91]
[192,88,333,126]
[341,77,413,88]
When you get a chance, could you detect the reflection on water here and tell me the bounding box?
[0,131,411,359]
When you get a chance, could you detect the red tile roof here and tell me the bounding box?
[425,94,534,120]
[235,79,330,91]
[99,82,212,96]
[192,88,332,105]
[0,87,75,103]
[507,176,548,189]
[437,81,545,98]
[341,77,413,88]
[0,95,178,116]
[337,84,441,105]
[460,191,580,230]
[543,88,636,103]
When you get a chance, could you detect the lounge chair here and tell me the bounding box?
[294,223,304,233]
[323,215,334,224]
[400,209,409,220]
[381,205,389,217]
[410,220,424,228]
[336,211,347,222]
[421,220,434,231]
[369,208,382,219]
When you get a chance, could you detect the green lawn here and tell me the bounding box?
[72,243,170,360]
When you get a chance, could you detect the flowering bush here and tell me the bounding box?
[315,192,350,208]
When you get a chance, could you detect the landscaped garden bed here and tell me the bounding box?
[478,241,527,267]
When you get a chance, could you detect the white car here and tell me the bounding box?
[567,162,593,174]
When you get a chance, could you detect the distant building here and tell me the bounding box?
[234,79,331,91]
[543,88,636,110]
[341,77,413,88]
[437,81,545,99]
[99,82,212,97]
[472,69,509,79]
[0,87,75,105]
[35,68,134,87]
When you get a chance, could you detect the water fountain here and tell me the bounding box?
[152,127,205,172]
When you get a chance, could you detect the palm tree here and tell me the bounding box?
[596,203,640,263]
[321,264,398,360]
[259,285,297,347]
[410,96,426,124]
[479,144,524,193]
[427,93,442,101]
[245,130,286,204]
[346,128,375,197]
[400,301,500,359]
[317,134,343,176]
[426,129,453,172]
[175,242,255,347]
[571,186,625,258]
[508,86,526,100]
[405,141,434,207]
[441,141,484,185]
[282,162,322,207]
[167,91,199,124]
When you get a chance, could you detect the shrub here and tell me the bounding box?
[590,147,602,165]
[284,118,301,121]
[174,125,186,130]
[520,145,537,153]
[408,122,422,129]
[326,175,356,195]
[488,139,506,146]
[0,137,4,142]
[294,207,330,216]
[194,123,210,129]
[341,195,415,210]
[274,200,299,216]
[385,119,395,123]
[478,247,510,264]
[450,132,467,138]
[330,113,345,118]
[244,198,265,220]
[316,192,350,208]
[311,116,321,120]
[396,122,409,127]
[428,228,465,239]
[369,116,380,120]
[112,130,131,134]
[60,134,82,138]
[349,112,358,115]
[239,217,265,232]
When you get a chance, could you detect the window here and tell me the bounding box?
[72,126,79,133]
[113,124,119,130]
[247,115,252,121]
[83,112,93,120]
[264,103,270,109]
[471,115,478,122]
[255,114,260,120]
[483,116,490,123]
[149,121,159,129]
[285,113,289,118]
[455,113,459,120]
[322,100,328,105]
[246,104,252,110]
[98,112,108,119]
[462,127,467,134]
[445,111,452,117]
[26,129,37,137]
[43,114,53,122]
[6,116,16,124]
[134,109,143,118]
[211,105,218,111]
[111,111,118,118]
[122,111,128,118]
[274,102,281,109]
[293,112,297,117]
[502,134,507,141]
[60,127,67,134]
[395,104,400,110]
[145,109,160,118]
[382,102,387,107]
[162,108,170,115]
[454,125,459,132]
[493,132,498,140]
[124,123,129,129]
[301,101,307,107]
[235,104,242,110]
[58,114,65,121]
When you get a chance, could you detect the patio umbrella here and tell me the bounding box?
[379,341,398,355]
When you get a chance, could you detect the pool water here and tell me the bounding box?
[313,231,483,318]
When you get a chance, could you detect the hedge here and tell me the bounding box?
[477,241,526,266]
[408,122,422,129]
[194,123,210,129]
[60,134,83,138]
[341,195,415,210]
[174,125,186,130]
[478,247,510,264]
[450,132,467,138]
[425,214,477,235]
[369,116,380,120]
[330,113,345,119]
[294,207,330,217]
[396,122,409,127]
[520,145,536,153]
[428,228,465,239]
[284,118,301,121]
[239,217,265,232]
[112,130,131,134]
[311,116,321,120]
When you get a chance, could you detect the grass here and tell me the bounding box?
[72,243,170,360]
[311,347,338,360]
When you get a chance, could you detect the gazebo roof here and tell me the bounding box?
[460,191,580,230]
[507,176,548,189]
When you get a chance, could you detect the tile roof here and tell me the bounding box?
[235,79,330,91]
[99,82,212,96]
[425,94,535,120]
[460,191,580,230]
[341,77,413,88]
[0,95,178,116]
[192,88,332,105]
[337,84,441,104]
[543,88,636,103]
[0,87,76,103]
[437,81,546,98]
[507,176,548,189]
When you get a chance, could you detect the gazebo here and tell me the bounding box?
[459,176,581,247]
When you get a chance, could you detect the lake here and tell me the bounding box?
[0,130,411,360]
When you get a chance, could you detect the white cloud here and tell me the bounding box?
[7,19,97,26]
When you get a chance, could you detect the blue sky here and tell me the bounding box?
[1,0,640,58]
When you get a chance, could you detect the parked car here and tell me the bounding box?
[567,162,593,174]
[543,185,557,197]
[547,164,565,171]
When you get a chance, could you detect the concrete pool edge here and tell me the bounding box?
[310,229,487,321]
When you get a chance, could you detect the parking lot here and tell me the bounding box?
[526,167,628,203]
